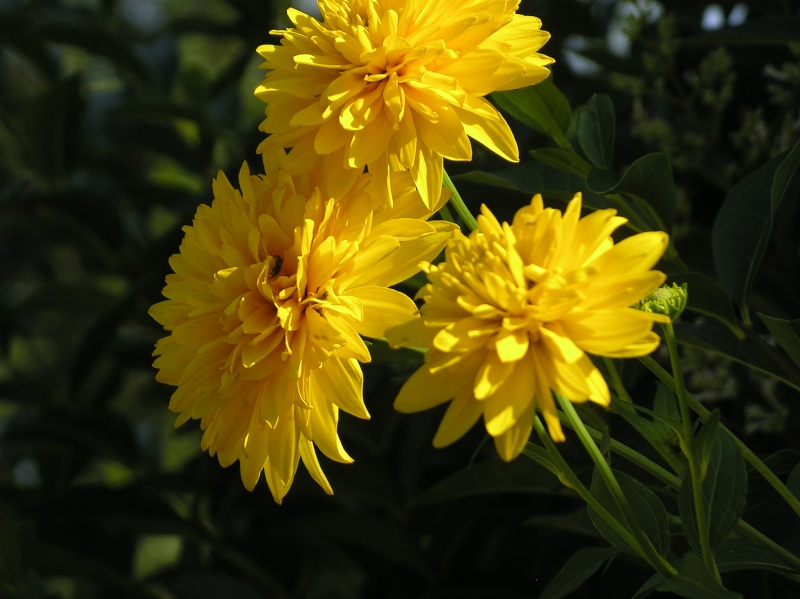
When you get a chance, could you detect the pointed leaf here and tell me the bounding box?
[586,153,677,232]
[712,141,800,316]
[758,313,800,369]
[530,147,592,178]
[789,463,800,500]
[492,76,572,148]
[674,319,800,390]
[539,547,618,599]
[410,456,560,506]
[658,553,742,599]
[452,170,523,192]
[654,382,683,438]
[589,469,671,557]
[716,538,799,575]
[694,410,722,481]
[679,429,747,552]
[576,94,615,169]
[772,139,800,211]
[668,272,744,338]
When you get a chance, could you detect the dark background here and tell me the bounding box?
[2,1,799,597]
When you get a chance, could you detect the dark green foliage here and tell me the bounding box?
[2,1,800,598]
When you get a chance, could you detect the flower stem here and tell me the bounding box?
[438,203,457,224]
[639,354,800,520]
[662,322,721,583]
[443,169,478,231]
[528,416,674,575]
[555,394,678,578]
[554,410,800,576]
[603,357,684,472]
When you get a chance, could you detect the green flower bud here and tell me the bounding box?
[635,283,688,320]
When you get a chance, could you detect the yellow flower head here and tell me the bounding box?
[387,193,670,461]
[255,0,553,209]
[149,158,456,503]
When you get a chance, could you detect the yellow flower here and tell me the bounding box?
[149,158,456,503]
[255,0,553,209]
[387,193,669,460]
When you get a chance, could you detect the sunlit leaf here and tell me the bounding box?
[492,76,572,148]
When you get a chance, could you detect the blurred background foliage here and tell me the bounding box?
[1,0,799,597]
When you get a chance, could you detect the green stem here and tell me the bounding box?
[603,357,633,404]
[443,169,478,231]
[556,411,800,575]
[556,394,678,578]
[529,416,668,573]
[603,357,684,472]
[639,354,800,520]
[438,203,457,224]
[663,322,722,583]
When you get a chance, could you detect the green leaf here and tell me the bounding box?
[685,17,800,46]
[711,141,800,318]
[788,463,800,500]
[451,170,524,192]
[694,410,722,481]
[772,139,800,212]
[654,382,682,425]
[759,314,800,369]
[492,76,572,148]
[716,538,799,575]
[410,457,560,506]
[586,153,677,232]
[576,94,615,169]
[762,449,800,476]
[523,511,598,536]
[679,429,747,553]
[668,272,744,338]
[658,553,742,599]
[453,162,588,202]
[530,147,592,178]
[521,443,568,481]
[539,547,618,599]
[589,469,671,558]
[674,319,800,391]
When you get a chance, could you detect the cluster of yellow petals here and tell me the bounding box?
[150,156,456,502]
[387,194,670,460]
[256,0,553,209]
[152,0,670,500]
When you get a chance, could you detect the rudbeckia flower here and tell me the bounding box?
[387,193,670,461]
[255,0,553,209]
[149,158,456,503]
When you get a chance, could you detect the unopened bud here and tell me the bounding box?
[634,282,688,320]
